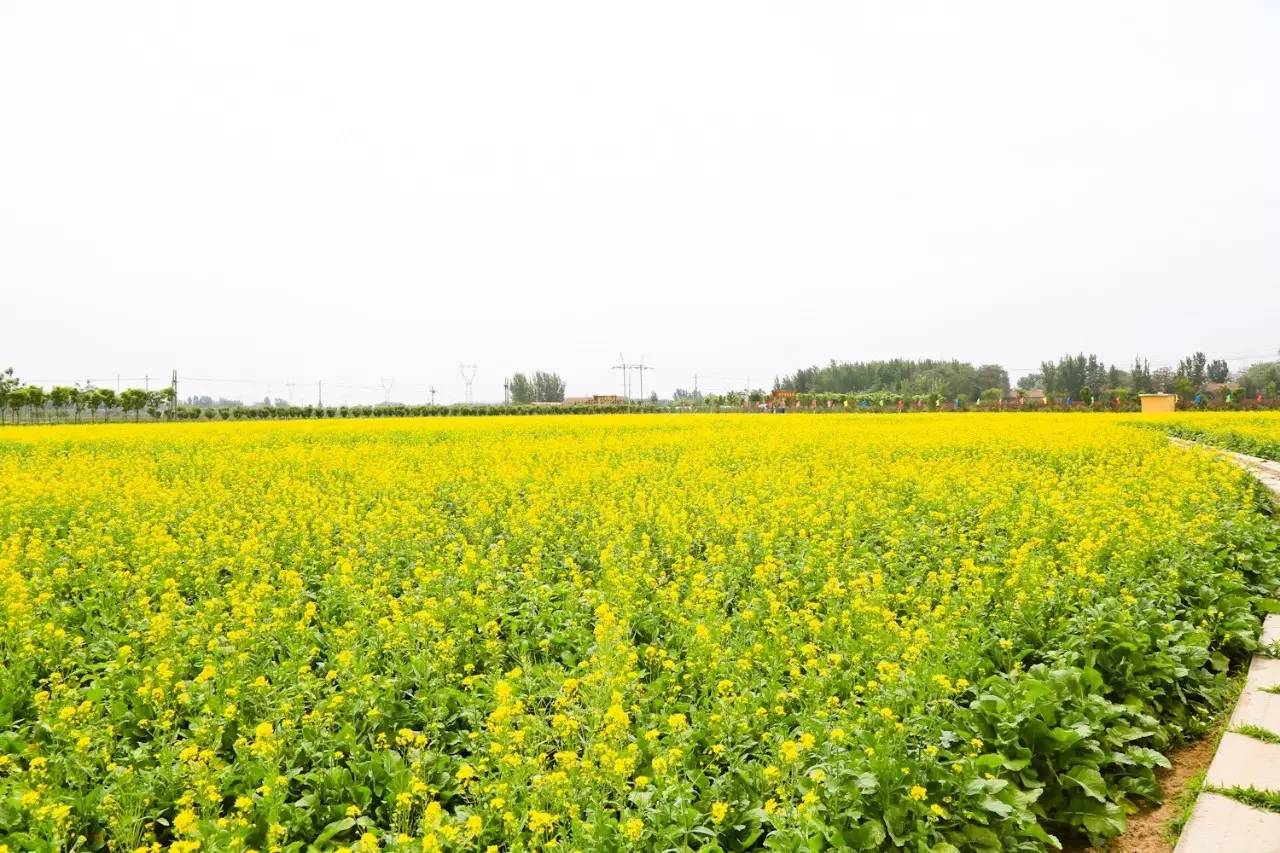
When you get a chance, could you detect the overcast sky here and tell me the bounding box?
[3,1,1277,404]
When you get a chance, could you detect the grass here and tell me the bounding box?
[1205,785,1280,814]
[1232,723,1280,745]
[1165,770,1207,842]
[1261,684,1280,695]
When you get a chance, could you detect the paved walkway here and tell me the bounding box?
[1172,441,1280,851]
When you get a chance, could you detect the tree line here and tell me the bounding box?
[776,359,1011,401]
[775,354,1280,405]
[0,369,177,424]
[1025,352,1279,402]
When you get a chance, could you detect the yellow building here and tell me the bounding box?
[1138,393,1177,414]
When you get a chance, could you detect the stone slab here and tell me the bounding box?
[1233,654,1280,733]
[1246,654,1280,690]
[1204,731,1280,790]
[1263,614,1280,648]
[1231,687,1280,733]
[1174,792,1280,852]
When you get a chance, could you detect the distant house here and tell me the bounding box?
[767,390,797,408]
[1203,382,1241,396]
[1008,388,1045,403]
[563,395,624,406]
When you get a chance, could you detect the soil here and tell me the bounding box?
[1094,731,1221,853]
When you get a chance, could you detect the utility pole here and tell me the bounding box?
[429,386,437,405]
[317,380,323,408]
[144,374,149,392]
[503,379,510,406]
[459,364,478,404]
[170,370,178,417]
[116,374,120,394]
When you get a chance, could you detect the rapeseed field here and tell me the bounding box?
[1,415,1276,851]
[1135,411,1280,461]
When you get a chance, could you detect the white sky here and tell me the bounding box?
[3,1,1277,404]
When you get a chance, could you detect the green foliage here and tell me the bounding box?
[532,371,565,403]
[777,359,996,400]
[1206,785,1280,813]
[1232,723,1280,744]
[1166,770,1205,842]
[1147,421,1280,463]
[118,388,149,421]
[508,372,534,404]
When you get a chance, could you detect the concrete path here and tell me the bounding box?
[1173,440,1280,851]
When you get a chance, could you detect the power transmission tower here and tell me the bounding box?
[503,379,510,406]
[634,355,653,402]
[317,380,323,408]
[380,378,394,405]
[613,354,630,400]
[170,370,178,417]
[429,386,437,405]
[459,364,478,404]
[286,382,297,404]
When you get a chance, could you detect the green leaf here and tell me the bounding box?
[1063,765,1108,802]
[311,817,356,847]
[979,796,1013,817]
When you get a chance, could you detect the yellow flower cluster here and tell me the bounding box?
[0,414,1266,849]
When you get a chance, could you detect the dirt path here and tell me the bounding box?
[1099,730,1220,852]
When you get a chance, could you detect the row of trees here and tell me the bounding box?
[0,366,666,425]
[775,354,1280,403]
[505,371,566,404]
[0,370,177,423]
[775,359,1010,401]
[1024,352,1277,401]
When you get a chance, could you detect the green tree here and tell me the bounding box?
[508,373,534,404]
[6,386,27,423]
[1207,359,1230,383]
[144,391,164,420]
[49,385,74,419]
[1176,352,1207,393]
[973,365,1009,396]
[1130,357,1152,393]
[94,388,117,421]
[532,371,565,402]
[119,388,149,422]
[70,387,86,422]
[0,367,18,424]
[21,385,46,422]
[1240,361,1280,397]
